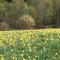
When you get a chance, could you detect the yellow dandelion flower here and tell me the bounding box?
[55,52,58,56]
[12,56,16,60]
[0,55,4,60]
[33,58,36,60]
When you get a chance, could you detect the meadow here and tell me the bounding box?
[0,29,60,60]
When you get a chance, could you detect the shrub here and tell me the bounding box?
[16,15,35,29]
[0,21,10,30]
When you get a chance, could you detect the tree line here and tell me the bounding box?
[0,0,60,30]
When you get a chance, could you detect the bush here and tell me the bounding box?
[0,21,10,30]
[16,15,35,29]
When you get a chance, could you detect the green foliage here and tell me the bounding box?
[0,21,10,30]
[16,15,35,29]
[0,30,60,60]
[31,0,53,28]
[52,0,60,26]
[0,3,6,17]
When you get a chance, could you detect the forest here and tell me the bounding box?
[0,0,60,30]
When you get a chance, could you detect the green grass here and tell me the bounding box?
[0,30,60,60]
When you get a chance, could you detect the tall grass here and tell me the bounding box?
[0,30,60,60]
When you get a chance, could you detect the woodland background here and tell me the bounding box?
[0,0,60,30]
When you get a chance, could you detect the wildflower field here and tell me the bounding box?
[0,29,60,60]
